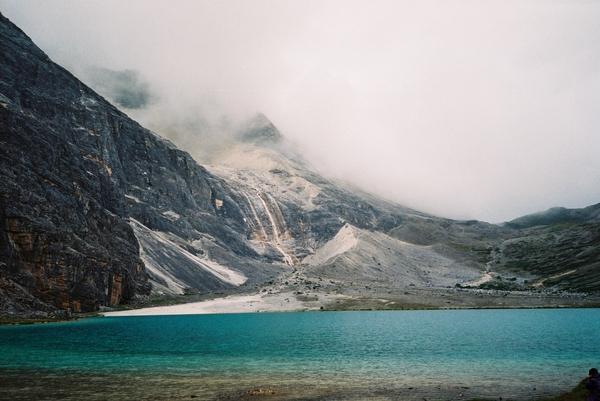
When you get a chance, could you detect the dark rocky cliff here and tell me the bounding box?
[0,13,151,316]
[0,13,257,317]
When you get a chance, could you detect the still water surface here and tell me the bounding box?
[0,309,598,400]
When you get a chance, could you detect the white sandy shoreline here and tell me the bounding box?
[101,286,600,317]
[102,292,342,317]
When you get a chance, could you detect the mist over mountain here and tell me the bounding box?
[84,67,155,110]
[1,8,599,320]
[3,0,600,222]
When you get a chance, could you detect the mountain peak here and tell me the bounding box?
[236,113,282,145]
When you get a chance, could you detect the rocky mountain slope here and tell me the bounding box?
[489,205,600,291]
[199,123,499,291]
[1,13,598,318]
[0,13,274,317]
[0,13,149,317]
[201,120,600,297]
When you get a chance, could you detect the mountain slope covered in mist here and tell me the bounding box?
[1,13,598,318]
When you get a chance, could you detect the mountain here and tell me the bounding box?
[1,13,598,319]
[0,13,271,317]
[491,205,600,291]
[505,204,600,229]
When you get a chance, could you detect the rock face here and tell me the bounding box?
[0,13,257,317]
[0,14,151,316]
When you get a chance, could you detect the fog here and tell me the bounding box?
[2,0,600,222]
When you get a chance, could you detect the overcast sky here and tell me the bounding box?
[2,0,600,222]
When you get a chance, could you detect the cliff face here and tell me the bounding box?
[0,13,259,317]
[0,13,152,316]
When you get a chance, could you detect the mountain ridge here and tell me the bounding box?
[505,203,600,229]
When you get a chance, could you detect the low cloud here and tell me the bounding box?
[85,67,155,109]
[2,0,600,222]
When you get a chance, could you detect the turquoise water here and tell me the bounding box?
[1,309,598,400]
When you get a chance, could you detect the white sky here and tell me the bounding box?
[2,0,600,222]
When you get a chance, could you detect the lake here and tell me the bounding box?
[0,308,598,400]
